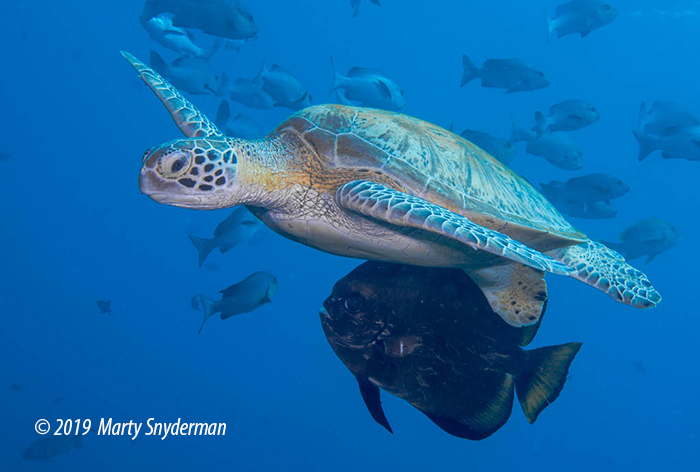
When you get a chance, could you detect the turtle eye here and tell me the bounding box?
[344,295,365,314]
[158,151,191,178]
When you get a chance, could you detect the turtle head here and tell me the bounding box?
[139,137,242,210]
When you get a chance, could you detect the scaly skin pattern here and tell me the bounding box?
[551,241,662,308]
[336,180,574,276]
[122,51,222,138]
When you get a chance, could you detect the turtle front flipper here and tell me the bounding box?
[335,180,574,276]
[121,51,223,138]
[551,240,662,309]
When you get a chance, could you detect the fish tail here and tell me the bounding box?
[533,111,547,138]
[188,235,217,267]
[460,54,479,87]
[632,129,657,161]
[637,101,646,132]
[545,9,556,44]
[203,37,223,58]
[216,100,231,124]
[509,114,532,144]
[329,56,343,94]
[516,342,582,424]
[149,50,168,73]
[198,295,218,334]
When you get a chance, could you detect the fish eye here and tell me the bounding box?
[158,150,191,178]
[343,295,364,314]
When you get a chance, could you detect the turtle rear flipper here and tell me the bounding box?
[121,51,223,138]
[551,240,661,309]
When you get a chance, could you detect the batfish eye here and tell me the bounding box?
[344,295,364,314]
[158,151,191,178]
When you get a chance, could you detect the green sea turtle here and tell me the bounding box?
[121,52,661,327]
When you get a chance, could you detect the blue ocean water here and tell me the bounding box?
[0,0,697,470]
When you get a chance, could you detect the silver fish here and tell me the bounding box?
[197,271,278,333]
[634,125,700,162]
[540,173,629,204]
[546,0,617,43]
[511,120,582,170]
[637,101,700,137]
[460,129,518,166]
[221,69,276,109]
[149,50,220,95]
[188,206,263,267]
[461,55,549,93]
[602,218,680,263]
[141,0,258,40]
[351,0,381,17]
[260,64,312,111]
[215,101,264,139]
[553,200,618,219]
[534,99,600,137]
[331,57,406,110]
[143,13,220,58]
[23,435,82,462]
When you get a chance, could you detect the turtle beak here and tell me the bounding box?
[139,169,204,207]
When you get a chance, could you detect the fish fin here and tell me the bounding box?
[329,56,343,95]
[580,29,591,38]
[632,129,657,161]
[550,240,661,309]
[545,9,556,44]
[336,181,574,277]
[509,114,533,144]
[533,110,547,138]
[516,342,582,424]
[460,54,480,87]
[375,79,392,98]
[423,373,515,440]
[519,299,547,347]
[218,244,235,254]
[216,100,230,124]
[188,235,217,267]
[356,377,392,434]
[646,253,657,264]
[637,101,646,131]
[370,0,381,4]
[148,50,168,73]
[198,295,218,334]
[468,264,548,328]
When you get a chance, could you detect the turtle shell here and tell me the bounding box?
[276,105,586,250]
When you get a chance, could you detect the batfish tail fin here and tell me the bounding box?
[516,342,582,423]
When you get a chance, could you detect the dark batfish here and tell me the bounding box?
[321,262,581,440]
[23,435,82,462]
[97,300,114,315]
[197,271,278,333]
[141,0,258,40]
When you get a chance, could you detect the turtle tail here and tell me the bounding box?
[550,240,661,309]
